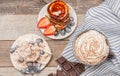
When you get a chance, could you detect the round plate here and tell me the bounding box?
[10,34,52,74]
[38,3,77,39]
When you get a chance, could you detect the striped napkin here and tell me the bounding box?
[61,0,120,75]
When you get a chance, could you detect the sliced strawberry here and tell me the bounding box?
[44,25,56,36]
[37,17,51,28]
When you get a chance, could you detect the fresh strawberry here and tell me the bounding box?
[37,17,51,28]
[44,25,56,36]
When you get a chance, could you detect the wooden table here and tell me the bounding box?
[0,0,103,76]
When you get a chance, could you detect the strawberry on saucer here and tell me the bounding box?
[37,0,77,39]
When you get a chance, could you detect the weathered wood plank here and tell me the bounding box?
[0,67,56,76]
[0,40,68,67]
[0,41,12,67]
[0,0,45,14]
[0,14,85,40]
[0,0,103,14]
[0,15,39,40]
[0,67,32,76]
[34,67,57,76]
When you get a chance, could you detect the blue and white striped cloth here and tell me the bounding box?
[61,0,120,75]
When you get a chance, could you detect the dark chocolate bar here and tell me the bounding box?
[48,56,85,76]
[56,56,85,76]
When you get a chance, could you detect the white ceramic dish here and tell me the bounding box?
[38,3,77,39]
[10,34,52,74]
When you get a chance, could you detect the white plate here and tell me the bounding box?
[10,34,52,74]
[38,3,77,39]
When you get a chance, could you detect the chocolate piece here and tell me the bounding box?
[70,62,78,66]
[75,64,85,73]
[70,62,85,75]
[56,56,66,64]
[56,56,85,76]
[69,69,77,76]
[57,70,65,76]
[63,63,72,71]
[48,73,55,76]
[48,57,85,76]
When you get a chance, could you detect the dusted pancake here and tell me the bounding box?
[47,0,69,21]
[74,30,109,65]
[10,34,52,74]
[47,0,70,30]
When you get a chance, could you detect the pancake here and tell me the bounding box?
[47,0,69,21]
[47,0,70,30]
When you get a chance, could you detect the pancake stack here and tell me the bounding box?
[47,0,70,30]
